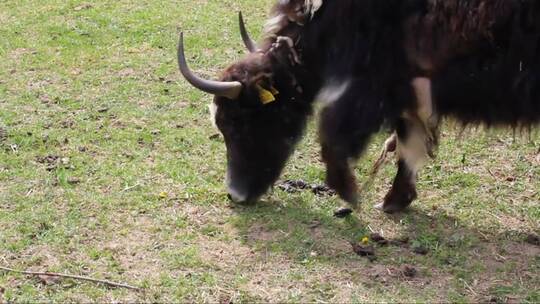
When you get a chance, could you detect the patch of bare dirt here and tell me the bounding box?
[27,79,53,91]
[8,48,36,60]
[467,242,540,302]
[19,245,61,270]
[117,68,136,78]
[247,223,285,243]
[308,226,352,257]
[74,3,93,11]
[102,216,165,281]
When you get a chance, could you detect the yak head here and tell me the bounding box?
[178,13,311,204]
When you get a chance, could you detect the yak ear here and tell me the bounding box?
[177,33,243,99]
[239,12,259,53]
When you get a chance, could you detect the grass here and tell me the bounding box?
[0,0,539,302]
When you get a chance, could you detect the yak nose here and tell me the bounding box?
[226,170,251,204]
[227,186,249,203]
[226,169,265,204]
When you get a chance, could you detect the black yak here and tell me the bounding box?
[178,0,540,212]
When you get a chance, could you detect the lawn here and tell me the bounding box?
[0,0,538,302]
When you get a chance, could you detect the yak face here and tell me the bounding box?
[214,55,310,203]
[214,93,307,203]
[178,29,311,204]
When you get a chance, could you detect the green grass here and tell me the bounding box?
[1,0,539,302]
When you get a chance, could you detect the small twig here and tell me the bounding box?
[120,175,159,193]
[495,254,507,261]
[459,278,478,296]
[370,133,397,176]
[0,266,142,291]
[486,168,498,179]
[121,183,142,192]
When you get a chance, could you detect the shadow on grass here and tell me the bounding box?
[229,196,539,301]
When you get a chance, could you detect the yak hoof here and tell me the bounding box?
[374,202,405,213]
[381,203,409,214]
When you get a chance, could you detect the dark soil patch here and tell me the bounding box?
[524,234,540,246]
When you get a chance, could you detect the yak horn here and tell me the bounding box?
[239,12,258,53]
[177,33,242,99]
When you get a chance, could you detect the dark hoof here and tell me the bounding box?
[381,186,417,214]
[381,203,409,214]
[373,203,410,214]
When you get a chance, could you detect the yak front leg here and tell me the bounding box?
[318,79,383,209]
[321,144,360,206]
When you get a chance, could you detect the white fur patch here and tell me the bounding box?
[397,124,429,182]
[265,13,287,35]
[264,0,323,35]
[305,0,323,17]
[396,77,435,182]
[411,77,433,126]
[208,102,218,129]
[315,79,350,106]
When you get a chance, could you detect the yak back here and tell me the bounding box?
[260,0,540,127]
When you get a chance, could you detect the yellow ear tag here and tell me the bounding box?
[256,84,276,104]
[270,86,279,95]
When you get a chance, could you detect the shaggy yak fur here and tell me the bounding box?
[179,0,540,212]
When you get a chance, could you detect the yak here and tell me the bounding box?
[178,0,540,213]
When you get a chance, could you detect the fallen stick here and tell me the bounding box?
[0,266,142,291]
[370,133,397,176]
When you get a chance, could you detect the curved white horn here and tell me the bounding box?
[239,12,258,53]
[177,33,242,99]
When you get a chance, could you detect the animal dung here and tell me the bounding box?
[277,179,336,196]
[351,242,375,257]
[401,265,417,278]
[278,179,309,192]
[525,234,540,246]
[412,245,429,255]
[370,233,389,245]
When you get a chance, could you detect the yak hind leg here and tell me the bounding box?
[378,77,439,213]
[376,117,427,213]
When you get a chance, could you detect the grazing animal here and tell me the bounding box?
[178,0,540,212]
